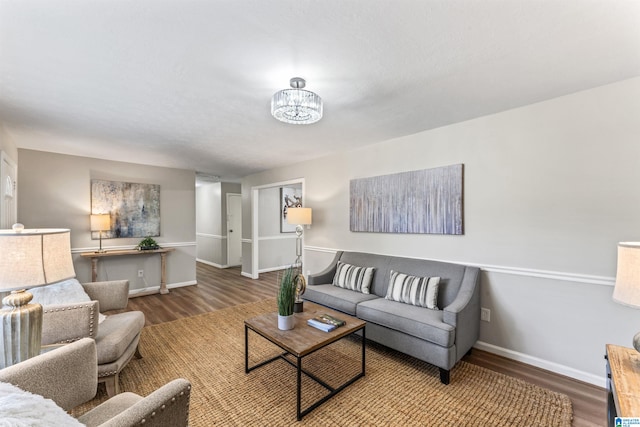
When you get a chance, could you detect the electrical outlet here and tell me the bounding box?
[481,308,491,322]
[138,270,144,277]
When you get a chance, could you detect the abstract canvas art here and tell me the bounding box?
[91,179,160,239]
[350,164,463,234]
[280,186,302,233]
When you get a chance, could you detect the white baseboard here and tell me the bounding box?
[241,271,256,279]
[258,265,289,274]
[128,280,197,297]
[196,258,228,269]
[474,341,604,388]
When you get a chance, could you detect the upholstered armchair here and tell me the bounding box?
[30,278,145,397]
[0,338,191,426]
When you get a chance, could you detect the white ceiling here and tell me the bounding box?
[1,1,639,181]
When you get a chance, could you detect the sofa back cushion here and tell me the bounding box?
[338,252,391,297]
[338,252,469,307]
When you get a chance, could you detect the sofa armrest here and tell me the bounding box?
[0,338,97,411]
[82,280,130,311]
[442,267,481,356]
[307,251,342,285]
[41,301,99,345]
[82,379,192,427]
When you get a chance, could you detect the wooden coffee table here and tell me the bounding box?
[244,302,366,421]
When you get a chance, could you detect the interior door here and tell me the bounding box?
[227,193,242,267]
[0,152,17,229]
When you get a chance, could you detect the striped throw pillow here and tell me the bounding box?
[332,261,376,294]
[385,270,440,310]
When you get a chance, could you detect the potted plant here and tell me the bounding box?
[137,237,160,251]
[277,266,298,330]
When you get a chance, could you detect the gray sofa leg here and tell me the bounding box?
[439,368,450,385]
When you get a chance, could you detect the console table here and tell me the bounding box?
[605,344,640,426]
[80,248,175,294]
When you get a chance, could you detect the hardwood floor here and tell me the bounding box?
[121,262,607,427]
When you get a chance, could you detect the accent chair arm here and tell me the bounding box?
[307,251,343,285]
[79,378,192,427]
[0,338,97,412]
[41,301,99,346]
[82,280,130,312]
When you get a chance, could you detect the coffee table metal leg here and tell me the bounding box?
[244,324,249,374]
[362,326,366,375]
[297,356,303,421]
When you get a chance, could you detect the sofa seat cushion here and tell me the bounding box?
[303,285,378,316]
[95,311,145,364]
[78,391,142,426]
[356,298,455,347]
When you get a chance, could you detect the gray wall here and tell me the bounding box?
[196,181,241,267]
[18,149,197,293]
[257,186,298,271]
[241,76,640,386]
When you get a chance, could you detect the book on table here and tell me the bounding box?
[307,318,336,332]
[307,313,346,332]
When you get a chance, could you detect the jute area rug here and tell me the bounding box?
[73,299,572,426]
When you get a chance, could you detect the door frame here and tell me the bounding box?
[250,178,305,279]
[0,151,18,229]
[226,192,242,267]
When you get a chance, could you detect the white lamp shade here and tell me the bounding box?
[90,214,110,232]
[287,208,312,225]
[0,229,76,291]
[613,242,640,308]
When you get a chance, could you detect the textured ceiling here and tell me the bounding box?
[1,0,639,181]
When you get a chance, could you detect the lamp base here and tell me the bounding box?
[294,301,304,313]
[0,290,43,368]
[633,332,640,353]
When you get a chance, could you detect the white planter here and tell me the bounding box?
[278,314,295,330]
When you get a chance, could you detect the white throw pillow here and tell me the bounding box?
[332,261,376,294]
[0,381,84,426]
[385,270,440,310]
[29,278,106,324]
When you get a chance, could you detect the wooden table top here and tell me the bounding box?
[607,343,640,417]
[80,247,175,258]
[245,302,365,357]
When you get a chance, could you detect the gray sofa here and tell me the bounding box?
[303,251,481,384]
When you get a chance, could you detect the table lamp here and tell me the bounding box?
[612,242,640,352]
[286,207,312,312]
[90,213,110,253]
[0,226,76,367]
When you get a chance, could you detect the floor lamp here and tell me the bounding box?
[286,207,312,312]
[0,226,76,368]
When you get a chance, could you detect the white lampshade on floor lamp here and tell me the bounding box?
[286,208,312,312]
[613,242,640,352]
[0,226,76,367]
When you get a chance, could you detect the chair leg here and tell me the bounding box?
[104,373,120,397]
[134,344,143,359]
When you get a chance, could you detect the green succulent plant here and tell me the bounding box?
[137,237,159,250]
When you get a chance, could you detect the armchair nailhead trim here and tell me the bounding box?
[138,385,191,425]
[43,304,97,338]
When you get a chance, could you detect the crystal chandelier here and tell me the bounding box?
[271,77,323,125]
